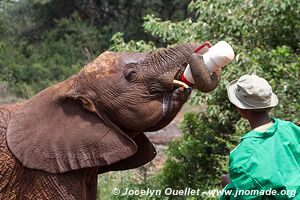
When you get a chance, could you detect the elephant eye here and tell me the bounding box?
[124,67,137,81]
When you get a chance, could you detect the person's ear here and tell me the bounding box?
[236,107,248,119]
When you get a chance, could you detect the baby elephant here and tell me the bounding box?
[0,43,221,199]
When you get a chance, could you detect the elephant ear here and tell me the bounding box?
[6,79,155,174]
[98,133,156,174]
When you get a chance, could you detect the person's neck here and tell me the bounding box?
[248,112,272,130]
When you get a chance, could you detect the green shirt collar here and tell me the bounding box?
[241,118,278,139]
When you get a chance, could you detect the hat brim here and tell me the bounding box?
[227,79,279,110]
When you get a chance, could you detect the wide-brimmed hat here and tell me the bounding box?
[227,74,278,109]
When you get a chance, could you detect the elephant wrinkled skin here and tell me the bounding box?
[0,43,221,199]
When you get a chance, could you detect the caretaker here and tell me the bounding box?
[220,74,300,199]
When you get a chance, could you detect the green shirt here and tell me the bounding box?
[219,118,300,200]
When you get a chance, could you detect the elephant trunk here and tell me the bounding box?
[188,53,221,93]
[152,43,221,93]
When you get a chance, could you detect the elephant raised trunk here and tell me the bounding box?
[147,43,221,93]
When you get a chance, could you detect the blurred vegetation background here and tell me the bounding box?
[0,0,299,200]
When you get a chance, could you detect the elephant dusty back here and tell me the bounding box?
[0,104,98,200]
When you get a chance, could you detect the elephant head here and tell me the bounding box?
[6,43,221,174]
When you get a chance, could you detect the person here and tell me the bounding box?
[219,74,300,199]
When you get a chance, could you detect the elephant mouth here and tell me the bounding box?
[174,68,184,81]
[147,67,191,131]
[149,67,188,95]
[162,93,172,116]
[161,68,192,117]
[172,68,189,89]
[160,85,191,123]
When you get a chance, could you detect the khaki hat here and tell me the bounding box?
[227,74,278,109]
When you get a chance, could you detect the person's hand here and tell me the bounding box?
[221,174,230,188]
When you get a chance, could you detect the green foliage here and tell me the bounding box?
[2,0,191,44]
[97,171,134,200]
[251,46,300,121]
[0,15,98,97]
[110,32,156,52]
[143,14,198,43]
[144,0,300,50]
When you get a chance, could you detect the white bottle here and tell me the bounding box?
[182,41,235,85]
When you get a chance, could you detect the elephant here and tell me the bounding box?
[0,42,221,199]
